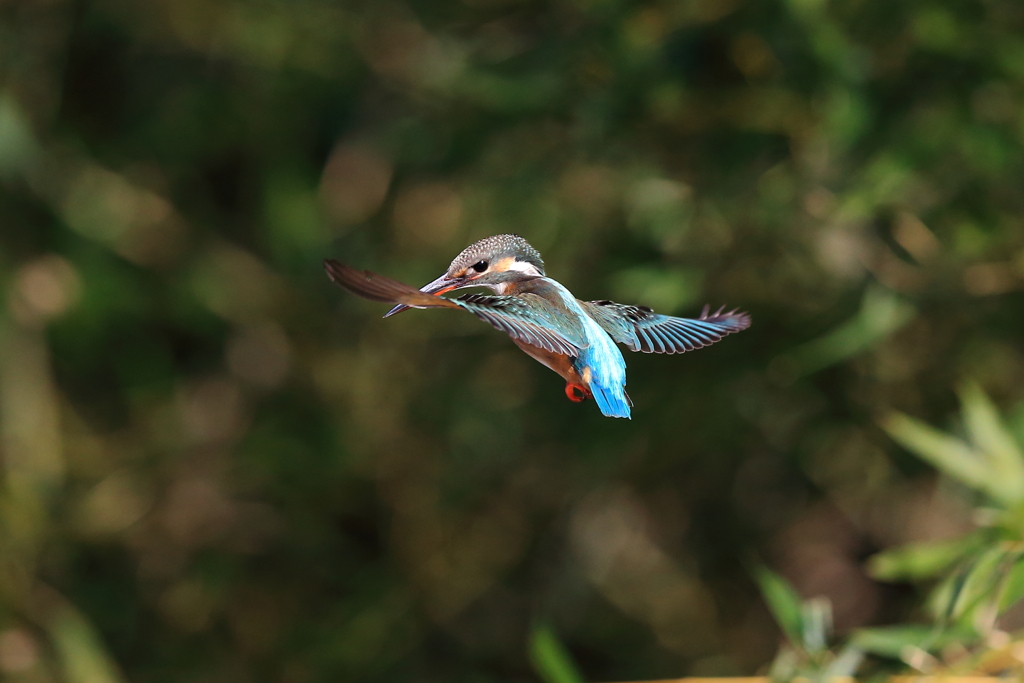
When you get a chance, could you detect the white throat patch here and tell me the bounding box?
[506,260,543,277]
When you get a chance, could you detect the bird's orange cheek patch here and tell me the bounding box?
[491,256,515,272]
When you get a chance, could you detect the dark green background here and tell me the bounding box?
[2,0,1023,681]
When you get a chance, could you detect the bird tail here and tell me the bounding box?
[588,380,631,419]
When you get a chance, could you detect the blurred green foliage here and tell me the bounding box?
[754,566,862,682]
[529,624,585,683]
[757,386,1024,679]
[3,0,1024,681]
[850,387,1024,675]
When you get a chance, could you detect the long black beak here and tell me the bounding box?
[383,272,465,318]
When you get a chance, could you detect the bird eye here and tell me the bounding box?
[471,260,488,273]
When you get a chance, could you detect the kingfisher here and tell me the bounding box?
[324,234,749,419]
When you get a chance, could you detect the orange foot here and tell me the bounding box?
[565,383,591,402]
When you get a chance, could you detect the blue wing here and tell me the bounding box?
[455,293,586,356]
[582,300,750,354]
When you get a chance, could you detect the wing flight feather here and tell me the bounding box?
[324,259,584,356]
[324,259,462,309]
[583,300,750,354]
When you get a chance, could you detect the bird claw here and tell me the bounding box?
[565,383,589,402]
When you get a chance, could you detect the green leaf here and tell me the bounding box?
[48,602,125,683]
[801,597,832,654]
[881,412,1006,503]
[528,623,585,683]
[768,644,800,682]
[998,552,1024,611]
[822,644,864,679]
[960,381,1024,504]
[867,532,985,581]
[753,566,805,646]
[847,626,974,663]
[930,544,1023,631]
[928,567,964,624]
[947,545,1005,626]
[850,624,939,659]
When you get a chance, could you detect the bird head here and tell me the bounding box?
[383,234,545,317]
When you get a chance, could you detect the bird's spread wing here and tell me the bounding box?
[324,260,584,356]
[456,293,585,356]
[582,300,750,354]
[324,259,463,309]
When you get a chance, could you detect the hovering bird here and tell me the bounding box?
[324,235,749,419]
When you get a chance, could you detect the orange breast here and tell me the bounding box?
[511,339,582,384]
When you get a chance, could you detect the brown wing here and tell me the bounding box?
[323,259,462,310]
[324,260,583,356]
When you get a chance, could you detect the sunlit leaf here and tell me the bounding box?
[48,602,125,683]
[867,532,986,581]
[998,552,1024,611]
[767,644,800,682]
[847,626,942,659]
[753,566,804,646]
[928,567,963,624]
[959,381,1024,504]
[822,644,864,679]
[801,596,832,654]
[1009,402,1024,450]
[930,544,1023,631]
[528,623,585,683]
[947,545,1006,627]
[881,412,1010,504]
